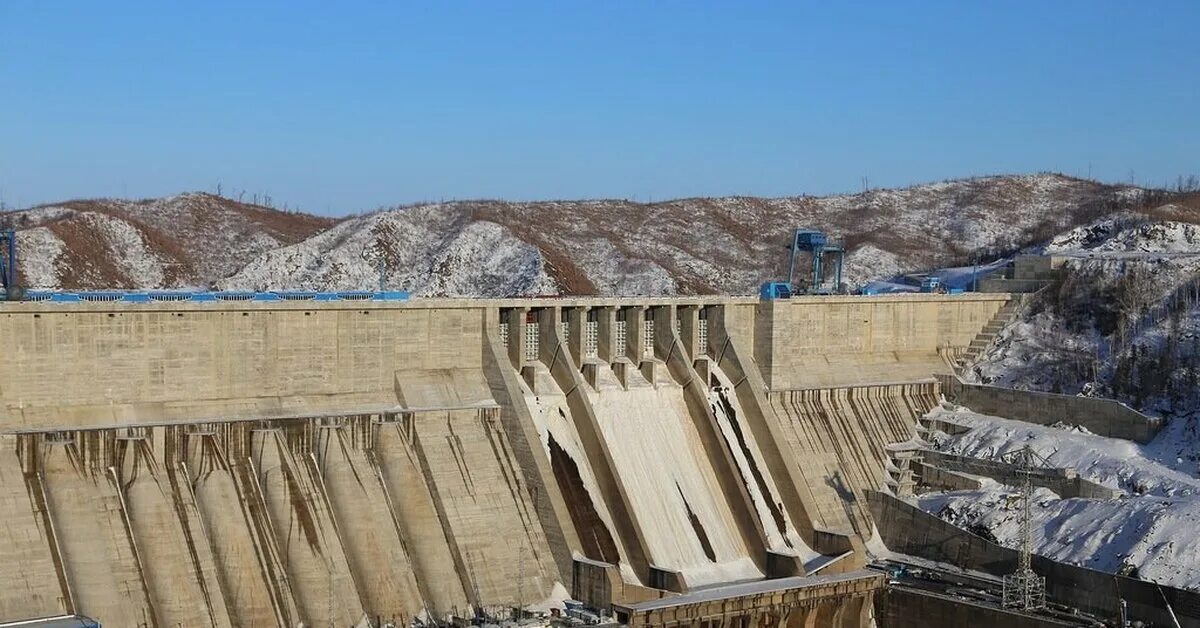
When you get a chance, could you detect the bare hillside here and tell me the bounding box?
[221,173,1155,296]
[2,174,1170,295]
[1,193,337,289]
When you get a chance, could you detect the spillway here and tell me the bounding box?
[521,365,638,581]
[587,364,762,588]
[706,363,817,562]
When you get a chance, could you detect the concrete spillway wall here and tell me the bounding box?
[769,382,941,534]
[0,294,1006,625]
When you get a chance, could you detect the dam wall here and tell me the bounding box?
[756,295,1008,390]
[0,294,1007,626]
[936,373,1163,443]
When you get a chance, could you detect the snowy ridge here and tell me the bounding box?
[2,173,1156,295]
[1,192,334,290]
[219,205,555,296]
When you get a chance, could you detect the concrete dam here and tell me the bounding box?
[0,293,1010,627]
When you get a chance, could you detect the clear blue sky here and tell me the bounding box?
[2,1,1198,214]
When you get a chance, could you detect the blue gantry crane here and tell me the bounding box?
[761,229,846,299]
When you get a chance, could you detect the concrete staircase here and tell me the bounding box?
[954,296,1026,373]
[883,442,922,497]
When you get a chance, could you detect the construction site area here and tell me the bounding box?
[0,229,1194,628]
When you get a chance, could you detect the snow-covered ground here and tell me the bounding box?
[927,404,1200,497]
[219,206,557,296]
[970,216,1200,421]
[917,403,1200,589]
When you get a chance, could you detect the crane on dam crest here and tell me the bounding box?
[760,228,847,299]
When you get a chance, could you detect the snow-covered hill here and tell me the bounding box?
[969,215,1200,420]
[0,193,335,290]
[2,173,1150,295]
[218,205,557,297]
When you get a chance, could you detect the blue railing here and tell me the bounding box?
[17,290,411,304]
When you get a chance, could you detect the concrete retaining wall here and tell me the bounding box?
[920,450,1119,499]
[868,491,1200,628]
[876,588,1078,628]
[936,374,1162,443]
[914,462,985,492]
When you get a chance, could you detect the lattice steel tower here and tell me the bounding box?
[998,445,1048,611]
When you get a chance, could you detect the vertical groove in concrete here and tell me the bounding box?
[375,419,472,618]
[185,429,296,628]
[0,436,68,621]
[769,383,937,533]
[314,420,425,624]
[39,435,157,627]
[250,428,365,627]
[116,436,231,627]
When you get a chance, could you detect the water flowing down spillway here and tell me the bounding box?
[587,365,762,587]
[706,364,819,563]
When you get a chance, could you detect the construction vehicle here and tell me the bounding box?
[760,228,846,299]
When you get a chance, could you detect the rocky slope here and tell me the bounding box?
[968,214,1200,421]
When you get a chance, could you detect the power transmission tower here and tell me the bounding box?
[997,445,1048,611]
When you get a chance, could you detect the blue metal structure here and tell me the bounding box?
[919,276,942,293]
[787,229,845,294]
[760,228,846,299]
[18,290,411,304]
[759,282,793,300]
[0,229,16,300]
